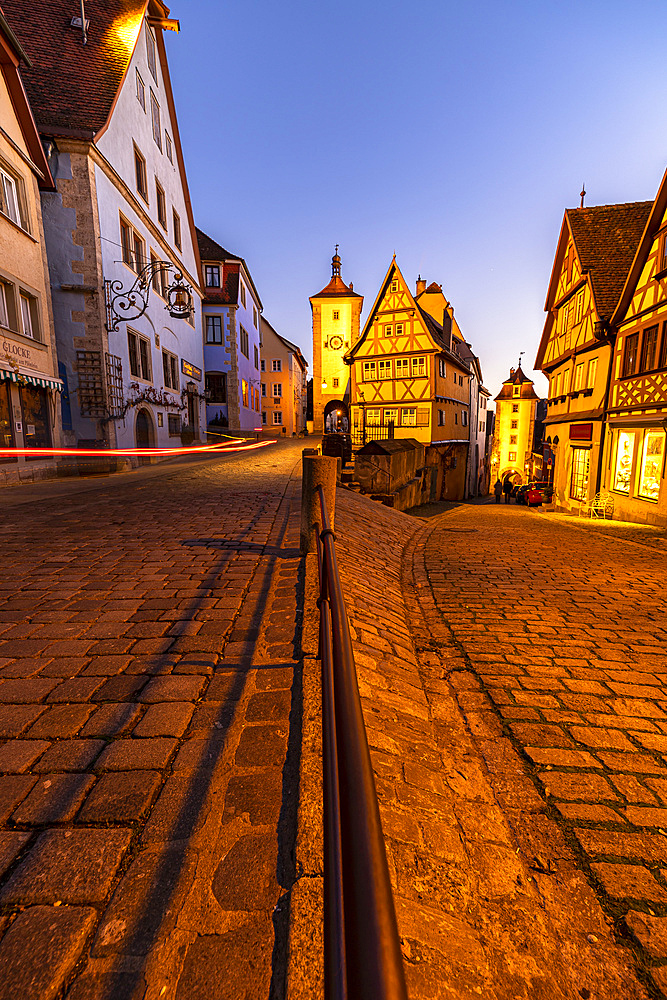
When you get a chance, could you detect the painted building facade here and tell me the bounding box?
[535,201,651,512]
[260,317,307,436]
[345,258,471,500]
[197,228,262,437]
[491,366,539,485]
[310,250,363,433]
[0,9,62,483]
[602,172,667,526]
[6,0,205,455]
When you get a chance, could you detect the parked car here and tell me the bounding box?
[514,484,532,505]
[524,481,554,506]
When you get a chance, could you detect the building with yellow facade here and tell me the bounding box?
[602,171,667,526]
[345,258,472,500]
[0,9,62,483]
[260,316,307,436]
[310,249,363,433]
[491,366,539,485]
[535,201,651,512]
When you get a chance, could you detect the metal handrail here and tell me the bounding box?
[315,485,408,1000]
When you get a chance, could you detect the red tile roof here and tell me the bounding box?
[311,273,362,298]
[1,0,158,137]
[567,201,652,319]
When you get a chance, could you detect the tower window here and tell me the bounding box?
[333,310,339,320]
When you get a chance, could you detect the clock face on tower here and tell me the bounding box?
[329,335,343,350]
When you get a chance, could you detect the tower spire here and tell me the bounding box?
[331,245,341,277]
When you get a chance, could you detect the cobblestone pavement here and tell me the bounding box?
[417,499,667,998]
[0,439,304,1000]
[289,488,647,1000]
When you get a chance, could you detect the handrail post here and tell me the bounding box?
[301,450,337,554]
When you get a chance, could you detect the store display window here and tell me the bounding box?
[613,431,635,493]
[570,447,590,501]
[638,430,664,502]
[19,385,50,455]
[0,382,16,463]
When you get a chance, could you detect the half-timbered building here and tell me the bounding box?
[603,170,667,525]
[535,201,651,512]
[345,258,471,499]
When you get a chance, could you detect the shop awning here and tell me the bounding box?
[0,364,64,392]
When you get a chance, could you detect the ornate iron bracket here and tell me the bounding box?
[104,261,194,332]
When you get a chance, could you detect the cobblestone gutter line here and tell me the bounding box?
[289,487,649,1000]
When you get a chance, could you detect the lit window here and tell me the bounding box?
[242,379,249,407]
[573,363,584,391]
[146,27,158,80]
[384,408,398,427]
[366,409,381,426]
[395,359,408,378]
[402,408,416,426]
[570,447,590,501]
[638,430,664,501]
[165,132,173,163]
[378,360,392,380]
[272,359,282,372]
[613,431,635,493]
[205,265,220,287]
[508,451,517,461]
[172,209,181,250]
[150,91,162,151]
[411,357,426,377]
[363,361,376,380]
[205,316,222,344]
[136,70,146,111]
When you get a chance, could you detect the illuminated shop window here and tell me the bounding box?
[384,409,398,427]
[366,409,381,426]
[569,447,590,501]
[638,430,664,502]
[401,408,416,426]
[613,431,635,493]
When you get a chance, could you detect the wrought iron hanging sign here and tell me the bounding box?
[105,262,194,331]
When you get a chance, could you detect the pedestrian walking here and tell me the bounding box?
[493,479,502,504]
[502,478,513,504]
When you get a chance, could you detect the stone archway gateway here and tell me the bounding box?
[323,398,348,433]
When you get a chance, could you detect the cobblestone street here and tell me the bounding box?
[0,440,304,1000]
[418,500,667,997]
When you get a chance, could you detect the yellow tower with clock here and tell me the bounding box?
[310,249,364,433]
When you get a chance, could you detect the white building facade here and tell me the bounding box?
[8,1,204,455]
[198,228,262,437]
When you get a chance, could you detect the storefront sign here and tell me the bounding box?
[2,336,46,373]
[569,423,593,441]
[181,359,202,382]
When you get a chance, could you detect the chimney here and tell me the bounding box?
[509,368,516,378]
[349,282,353,290]
[416,275,426,296]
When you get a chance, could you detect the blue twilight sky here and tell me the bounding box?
[166,0,667,403]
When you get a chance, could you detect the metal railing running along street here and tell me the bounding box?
[315,484,408,1000]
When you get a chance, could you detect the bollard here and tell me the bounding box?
[301,451,337,554]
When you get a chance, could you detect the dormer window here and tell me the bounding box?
[205,265,220,287]
[513,386,520,396]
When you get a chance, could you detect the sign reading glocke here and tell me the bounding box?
[181,359,202,381]
[2,335,47,373]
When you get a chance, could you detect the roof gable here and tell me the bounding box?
[612,167,667,326]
